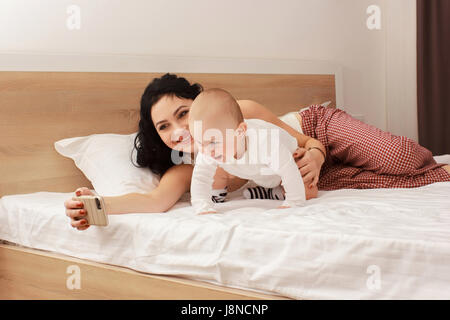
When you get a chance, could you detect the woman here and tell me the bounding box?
[65,73,450,230]
[65,73,325,230]
[299,105,450,190]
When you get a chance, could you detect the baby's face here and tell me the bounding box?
[189,114,238,163]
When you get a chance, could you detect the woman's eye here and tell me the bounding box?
[179,110,188,118]
[159,124,168,130]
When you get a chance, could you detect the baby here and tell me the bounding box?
[188,88,306,215]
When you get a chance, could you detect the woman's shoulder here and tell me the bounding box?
[237,99,267,120]
[159,163,194,187]
[236,99,255,105]
[236,99,257,111]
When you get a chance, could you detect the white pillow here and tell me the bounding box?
[54,133,159,196]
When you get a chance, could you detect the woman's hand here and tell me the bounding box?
[293,147,323,188]
[64,187,94,231]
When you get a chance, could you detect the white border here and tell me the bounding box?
[0,52,344,107]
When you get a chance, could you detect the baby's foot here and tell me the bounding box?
[211,187,228,203]
[243,186,285,200]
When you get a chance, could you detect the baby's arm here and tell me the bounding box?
[190,153,219,214]
[269,145,307,208]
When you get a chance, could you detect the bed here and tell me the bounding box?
[1,71,449,300]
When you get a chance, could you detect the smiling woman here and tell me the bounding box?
[135,74,203,176]
[153,98,193,152]
[64,73,324,229]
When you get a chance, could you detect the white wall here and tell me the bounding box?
[385,0,417,141]
[0,0,417,139]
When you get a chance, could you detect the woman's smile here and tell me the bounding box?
[172,128,192,144]
[176,135,192,146]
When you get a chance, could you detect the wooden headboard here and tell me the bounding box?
[0,71,335,196]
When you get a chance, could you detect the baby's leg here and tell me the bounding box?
[244,185,286,200]
[277,184,318,200]
[212,167,229,190]
[225,174,249,192]
[244,183,318,201]
[211,167,229,203]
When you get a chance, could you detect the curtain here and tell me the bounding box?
[417,0,450,155]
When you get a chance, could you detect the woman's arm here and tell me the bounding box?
[66,164,194,230]
[104,164,194,214]
[237,99,322,150]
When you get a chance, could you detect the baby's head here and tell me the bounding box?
[189,88,247,162]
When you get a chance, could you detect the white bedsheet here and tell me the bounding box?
[1,157,450,299]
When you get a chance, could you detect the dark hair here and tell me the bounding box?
[132,73,203,176]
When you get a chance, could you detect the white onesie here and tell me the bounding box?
[190,118,306,213]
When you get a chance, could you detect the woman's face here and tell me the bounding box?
[151,94,195,153]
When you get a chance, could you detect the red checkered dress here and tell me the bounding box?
[299,105,450,190]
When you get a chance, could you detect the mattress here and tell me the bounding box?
[1,156,450,299]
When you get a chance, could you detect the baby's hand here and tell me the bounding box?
[277,205,291,209]
[198,210,219,215]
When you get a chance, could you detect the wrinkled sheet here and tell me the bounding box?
[1,155,450,299]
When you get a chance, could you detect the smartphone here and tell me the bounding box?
[73,191,108,226]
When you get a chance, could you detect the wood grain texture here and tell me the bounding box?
[0,244,289,300]
[0,71,335,196]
